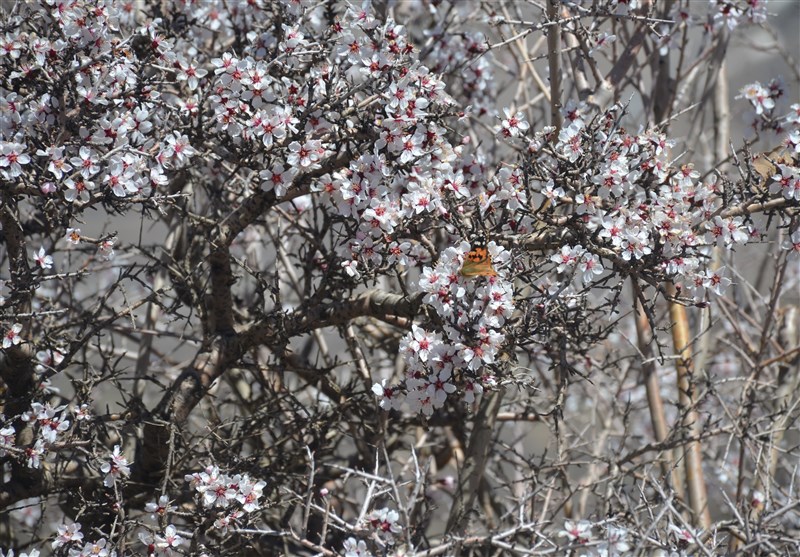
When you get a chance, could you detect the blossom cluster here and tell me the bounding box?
[50,521,117,557]
[342,506,403,557]
[0,0,797,555]
[374,242,512,415]
[184,464,267,531]
[424,28,496,116]
[0,0,202,303]
[558,519,632,556]
[372,67,797,418]
[130,494,185,557]
[0,402,72,470]
[557,518,706,556]
[138,524,184,557]
[488,97,759,306]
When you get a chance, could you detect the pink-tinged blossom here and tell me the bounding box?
[33,247,53,270]
[750,489,766,511]
[769,164,800,201]
[10,497,41,528]
[155,525,184,555]
[177,61,208,91]
[405,325,440,362]
[461,343,489,372]
[0,33,22,58]
[463,379,483,404]
[37,146,72,179]
[98,238,115,260]
[702,267,732,296]
[235,476,266,513]
[212,509,244,533]
[559,519,592,544]
[4,323,23,349]
[35,348,64,374]
[193,468,237,508]
[286,139,320,169]
[105,159,138,198]
[668,522,700,546]
[63,177,95,203]
[738,82,775,115]
[90,117,129,146]
[343,537,373,557]
[396,131,425,164]
[69,146,100,179]
[619,229,652,261]
[242,64,277,108]
[185,464,220,490]
[130,107,154,145]
[164,132,196,165]
[599,525,631,556]
[578,253,604,284]
[138,531,156,554]
[590,32,616,55]
[74,404,92,421]
[386,240,413,266]
[551,244,585,273]
[73,538,112,557]
[260,163,297,197]
[0,142,30,179]
[145,495,173,520]
[406,388,435,417]
[101,445,130,487]
[785,103,800,127]
[706,215,750,247]
[52,522,83,549]
[25,439,45,469]
[252,111,286,147]
[710,0,743,31]
[0,426,15,456]
[367,507,402,540]
[372,380,403,411]
[498,108,529,138]
[24,401,70,444]
[426,369,456,407]
[541,178,566,202]
[783,229,800,260]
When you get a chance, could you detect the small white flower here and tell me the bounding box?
[559,519,592,544]
[145,494,173,520]
[343,537,373,557]
[372,380,402,411]
[155,524,185,553]
[65,228,81,245]
[33,246,53,270]
[3,323,23,349]
[52,522,83,549]
[100,445,130,487]
[98,238,115,260]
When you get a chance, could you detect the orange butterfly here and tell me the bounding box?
[460,243,497,277]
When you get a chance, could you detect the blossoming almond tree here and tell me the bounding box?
[0,0,798,556]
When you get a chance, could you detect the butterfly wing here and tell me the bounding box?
[460,247,497,277]
[752,145,798,192]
